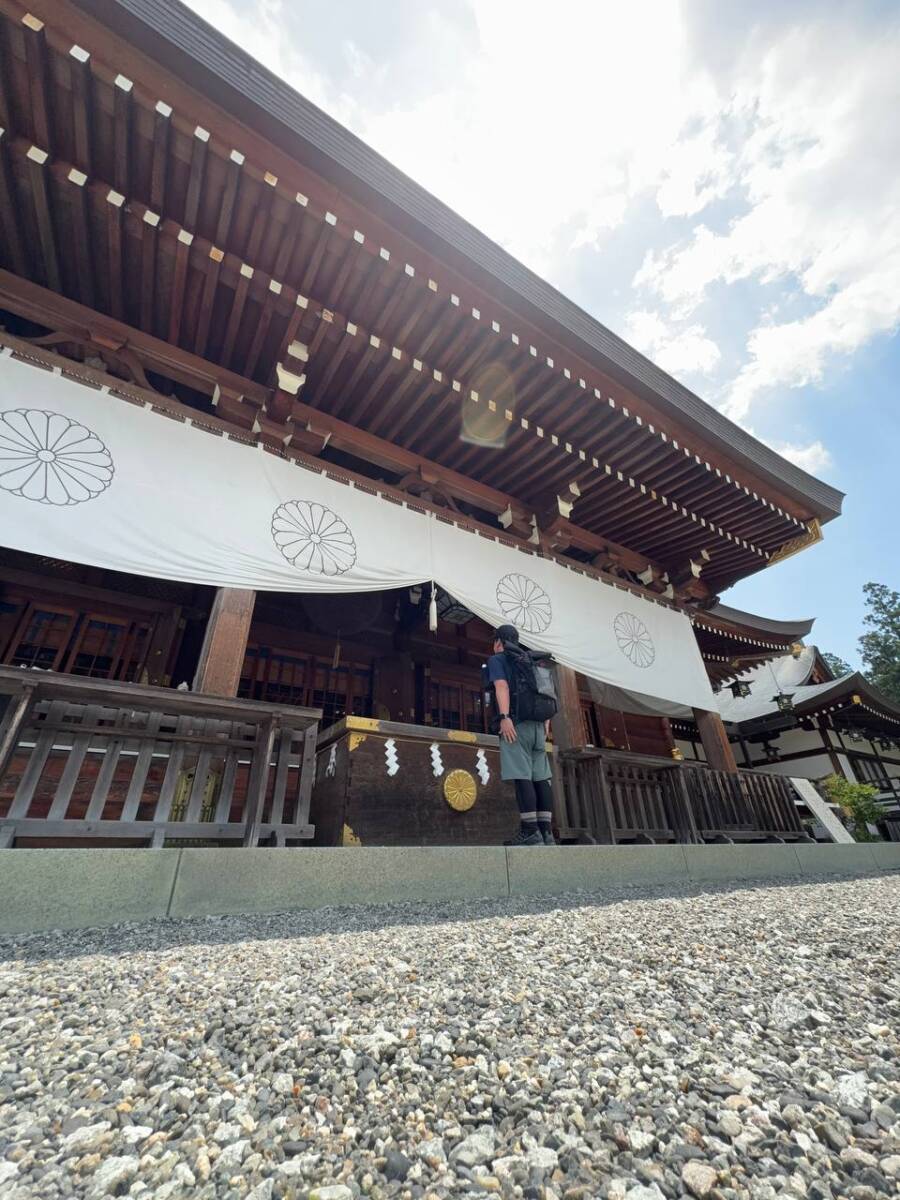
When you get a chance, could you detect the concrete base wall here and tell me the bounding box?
[1,842,898,936]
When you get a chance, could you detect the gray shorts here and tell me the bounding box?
[499,719,552,782]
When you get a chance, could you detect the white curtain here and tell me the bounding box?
[0,350,715,710]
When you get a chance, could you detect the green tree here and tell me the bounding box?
[821,651,851,678]
[821,774,882,842]
[858,582,900,704]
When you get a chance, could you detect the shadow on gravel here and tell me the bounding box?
[1,871,892,964]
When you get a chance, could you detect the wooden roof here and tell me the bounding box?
[0,0,843,600]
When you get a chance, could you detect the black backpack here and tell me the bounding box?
[502,644,559,723]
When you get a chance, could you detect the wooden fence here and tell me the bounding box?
[558,747,809,845]
[0,667,320,847]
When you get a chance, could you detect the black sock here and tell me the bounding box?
[535,779,553,833]
[514,779,538,833]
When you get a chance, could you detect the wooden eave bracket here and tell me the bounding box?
[498,502,536,540]
[212,383,257,429]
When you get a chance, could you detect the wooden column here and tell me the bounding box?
[193,588,256,696]
[552,664,585,751]
[692,707,738,773]
[819,719,845,777]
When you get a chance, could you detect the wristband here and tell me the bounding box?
[499,713,511,721]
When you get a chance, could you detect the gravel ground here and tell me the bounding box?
[0,873,898,1200]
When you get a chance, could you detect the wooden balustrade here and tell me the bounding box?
[559,747,810,845]
[0,667,320,847]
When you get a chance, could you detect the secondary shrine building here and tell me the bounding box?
[1,0,895,849]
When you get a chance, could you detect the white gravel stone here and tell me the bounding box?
[450,1124,495,1166]
[718,1111,743,1138]
[215,1139,249,1173]
[682,1160,719,1197]
[833,1069,870,1109]
[61,1122,113,1153]
[86,1155,137,1198]
[120,1125,153,1146]
[625,1185,665,1200]
[308,1187,352,1200]
[0,874,897,1200]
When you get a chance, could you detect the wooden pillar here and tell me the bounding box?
[692,707,738,773]
[193,587,256,696]
[552,664,585,751]
[819,719,844,777]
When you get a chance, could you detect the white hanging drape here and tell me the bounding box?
[0,351,715,710]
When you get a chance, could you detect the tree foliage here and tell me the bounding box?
[821,651,851,678]
[821,774,882,842]
[858,582,900,704]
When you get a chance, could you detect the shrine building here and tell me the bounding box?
[2,0,894,850]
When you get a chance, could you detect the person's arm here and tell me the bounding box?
[493,678,517,743]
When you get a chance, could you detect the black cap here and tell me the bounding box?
[495,624,519,645]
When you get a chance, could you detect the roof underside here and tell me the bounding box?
[98,0,844,524]
[0,0,843,599]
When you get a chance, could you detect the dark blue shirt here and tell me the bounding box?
[486,652,509,685]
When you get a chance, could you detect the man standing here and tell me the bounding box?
[487,624,556,846]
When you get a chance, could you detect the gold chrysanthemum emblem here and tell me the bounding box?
[443,768,477,812]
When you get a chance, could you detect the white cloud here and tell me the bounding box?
[635,21,900,421]
[766,439,833,476]
[624,310,720,380]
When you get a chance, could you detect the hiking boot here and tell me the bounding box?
[504,829,543,847]
[540,828,557,846]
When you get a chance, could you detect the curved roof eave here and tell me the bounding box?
[708,604,815,638]
[96,0,845,524]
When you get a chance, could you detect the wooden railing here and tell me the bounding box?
[0,667,320,848]
[558,747,809,845]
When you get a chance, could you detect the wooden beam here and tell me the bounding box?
[63,165,95,308]
[0,267,271,404]
[286,392,521,516]
[68,44,94,175]
[243,277,285,378]
[139,208,159,333]
[693,707,738,773]
[194,148,243,357]
[25,144,61,292]
[193,587,256,696]
[112,72,132,196]
[0,129,28,277]
[244,169,278,264]
[103,184,124,319]
[223,262,253,368]
[149,99,171,213]
[183,124,209,229]
[167,227,192,345]
[21,13,53,154]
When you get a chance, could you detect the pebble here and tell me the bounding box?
[682,1161,719,1197]
[0,873,897,1200]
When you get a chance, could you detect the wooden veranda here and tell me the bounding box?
[0,666,320,846]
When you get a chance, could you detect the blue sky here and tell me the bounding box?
[186,0,899,666]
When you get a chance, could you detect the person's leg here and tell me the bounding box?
[534,778,555,844]
[499,723,541,845]
[514,778,538,834]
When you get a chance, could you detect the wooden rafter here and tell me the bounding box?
[0,267,270,404]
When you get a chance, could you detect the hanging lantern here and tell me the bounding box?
[434,587,475,626]
[790,642,804,659]
[670,747,684,761]
[877,737,893,752]
[772,692,795,713]
[730,680,752,699]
